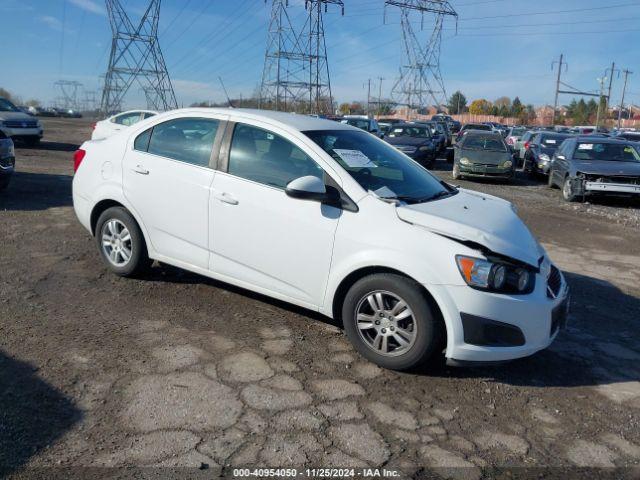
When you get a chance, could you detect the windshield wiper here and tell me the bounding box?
[381,190,452,204]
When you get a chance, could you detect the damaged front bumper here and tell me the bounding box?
[585,182,640,194]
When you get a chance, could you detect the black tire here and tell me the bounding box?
[95,206,150,277]
[561,176,579,202]
[342,273,444,371]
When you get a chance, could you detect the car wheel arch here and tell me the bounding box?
[90,200,152,254]
[330,266,447,345]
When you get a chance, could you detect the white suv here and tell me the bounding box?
[0,97,43,146]
[72,108,569,370]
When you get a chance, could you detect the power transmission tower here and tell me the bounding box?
[100,0,177,114]
[54,80,83,110]
[260,0,344,115]
[385,1,457,113]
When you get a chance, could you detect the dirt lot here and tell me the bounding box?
[1,118,640,478]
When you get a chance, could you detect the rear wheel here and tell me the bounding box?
[95,207,150,277]
[342,274,443,371]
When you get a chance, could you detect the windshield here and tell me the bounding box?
[574,142,640,162]
[387,126,431,138]
[463,135,506,152]
[341,119,370,130]
[303,129,454,203]
[0,98,20,112]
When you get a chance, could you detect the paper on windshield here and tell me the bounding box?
[545,139,557,144]
[333,149,377,168]
[578,144,593,150]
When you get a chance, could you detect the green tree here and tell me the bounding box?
[511,97,523,117]
[469,99,492,115]
[447,91,467,114]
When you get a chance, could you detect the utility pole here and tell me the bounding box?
[605,62,619,111]
[377,77,384,115]
[595,76,607,129]
[366,78,372,117]
[618,69,633,129]
[552,54,566,125]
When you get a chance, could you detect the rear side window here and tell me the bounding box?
[228,123,323,189]
[113,112,142,126]
[134,128,151,151]
[146,118,219,167]
[142,112,156,119]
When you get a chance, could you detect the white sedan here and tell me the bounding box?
[91,110,157,140]
[72,108,569,370]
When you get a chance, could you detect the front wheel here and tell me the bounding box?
[562,176,579,202]
[95,206,150,277]
[342,274,444,371]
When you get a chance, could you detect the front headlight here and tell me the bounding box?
[459,157,471,166]
[503,160,513,168]
[455,255,535,294]
[538,153,550,163]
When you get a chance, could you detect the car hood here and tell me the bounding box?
[460,149,510,165]
[395,189,543,267]
[386,137,430,147]
[572,159,640,176]
[0,111,34,121]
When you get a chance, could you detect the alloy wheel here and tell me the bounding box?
[355,290,417,357]
[101,219,133,267]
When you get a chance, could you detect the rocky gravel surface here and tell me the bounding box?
[1,118,639,479]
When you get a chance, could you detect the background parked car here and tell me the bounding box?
[384,123,437,167]
[0,130,15,191]
[614,131,640,143]
[35,107,58,117]
[505,126,526,150]
[415,121,447,153]
[548,137,640,202]
[523,132,573,177]
[0,96,43,146]
[518,130,538,163]
[340,115,382,137]
[452,131,515,181]
[456,123,492,142]
[92,110,158,140]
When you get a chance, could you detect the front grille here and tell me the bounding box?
[3,120,38,128]
[585,174,640,186]
[547,264,562,299]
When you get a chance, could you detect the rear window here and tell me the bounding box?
[388,126,430,138]
[464,124,491,131]
[540,134,571,147]
[341,119,370,130]
[574,142,640,162]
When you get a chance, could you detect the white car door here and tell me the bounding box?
[123,115,226,269]
[210,121,341,307]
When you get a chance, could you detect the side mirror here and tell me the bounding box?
[285,176,339,206]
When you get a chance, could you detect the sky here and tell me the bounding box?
[1,0,639,110]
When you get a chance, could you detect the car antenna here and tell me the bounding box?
[218,77,235,108]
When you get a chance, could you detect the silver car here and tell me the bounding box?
[0,97,43,146]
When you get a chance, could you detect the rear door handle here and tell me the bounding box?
[214,192,238,205]
[133,165,149,175]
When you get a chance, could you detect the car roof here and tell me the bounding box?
[574,135,636,145]
[212,108,355,132]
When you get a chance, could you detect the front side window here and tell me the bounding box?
[228,123,323,189]
[144,117,219,167]
[304,129,454,204]
[114,112,143,126]
[573,142,640,162]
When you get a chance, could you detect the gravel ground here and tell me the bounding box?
[1,118,639,479]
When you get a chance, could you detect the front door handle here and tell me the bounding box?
[214,192,238,205]
[133,165,149,175]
